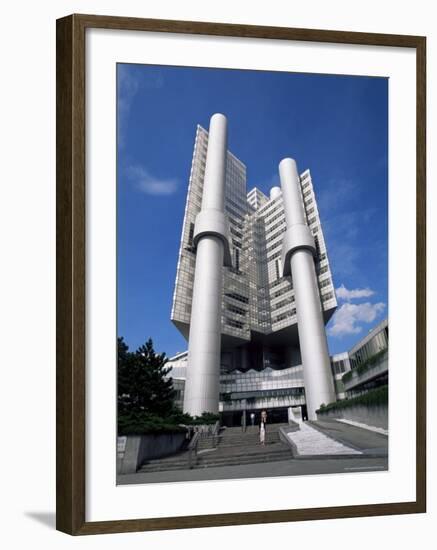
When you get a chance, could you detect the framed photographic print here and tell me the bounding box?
[56,14,426,535]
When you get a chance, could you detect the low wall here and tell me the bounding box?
[278,425,299,456]
[317,404,388,430]
[117,432,187,475]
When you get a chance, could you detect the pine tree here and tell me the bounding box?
[117,337,175,417]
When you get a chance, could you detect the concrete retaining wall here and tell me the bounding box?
[117,432,187,475]
[316,404,388,429]
[278,425,299,456]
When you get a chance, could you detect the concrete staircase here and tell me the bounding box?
[137,423,293,473]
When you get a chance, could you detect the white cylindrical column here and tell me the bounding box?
[201,114,227,211]
[183,114,228,416]
[184,236,224,415]
[279,158,336,420]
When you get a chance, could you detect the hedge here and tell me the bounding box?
[316,385,388,414]
[118,412,187,435]
[342,348,387,384]
[118,410,220,435]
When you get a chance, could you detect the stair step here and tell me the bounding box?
[208,445,281,456]
[215,437,279,444]
[199,449,291,462]
[139,445,292,472]
[137,423,292,473]
[198,453,292,467]
[141,443,285,466]
[138,449,293,472]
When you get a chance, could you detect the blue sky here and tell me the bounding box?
[117,63,388,357]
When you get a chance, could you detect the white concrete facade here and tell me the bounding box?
[173,115,338,419]
[183,114,230,415]
[279,158,336,419]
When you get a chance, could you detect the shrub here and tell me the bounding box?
[342,348,387,383]
[118,411,187,435]
[342,370,353,383]
[316,385,388,414]
[118,409,220,435]
[188,412,220,425]
[356,349,387,376]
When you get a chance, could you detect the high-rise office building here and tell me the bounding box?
[171,114,338,421]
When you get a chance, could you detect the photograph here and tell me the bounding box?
[115,63,389,485]
[1,0,431,544]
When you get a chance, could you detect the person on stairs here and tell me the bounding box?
[259,410,267,445]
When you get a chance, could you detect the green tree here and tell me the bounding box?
[117,337,175,417]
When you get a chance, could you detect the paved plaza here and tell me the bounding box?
[118,456,388,485]
[117,419,388,485]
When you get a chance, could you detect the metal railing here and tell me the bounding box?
[188,431,200,469]
[187,421,221,469]
[211,420,220,447]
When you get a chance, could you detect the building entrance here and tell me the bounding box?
[220,406,290,428]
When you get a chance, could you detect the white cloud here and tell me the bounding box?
[328,302,385,337]
[127,165,178,196]
[336,283,375,301]
[117,66,164,148]
[117,68,140,149]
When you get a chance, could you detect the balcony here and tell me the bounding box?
[342,350,388,393]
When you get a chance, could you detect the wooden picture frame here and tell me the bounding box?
[56,13,426,535]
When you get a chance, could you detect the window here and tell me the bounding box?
[268,250,282,261]
[314,235,321,256]
[272,308,296,323]
[275,259,281,280]
[225,318,244,329]
[225,292,249,304]
[230,227,243,239]
[188,222,194,246]
[272,296,295,310]
[272,286,292,298]
[226,303,246,316]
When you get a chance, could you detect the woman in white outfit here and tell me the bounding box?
[259,410,267,445]
[259,419,266,445]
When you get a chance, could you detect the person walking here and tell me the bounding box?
[259,410,267,445]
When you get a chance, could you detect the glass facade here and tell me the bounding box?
[171,126,336,344]
[167,325,389,415]
[344,319,389,397]
[349,320,389,369]
[169,123,365,420]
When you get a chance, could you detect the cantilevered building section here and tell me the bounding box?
[171,114,337,421]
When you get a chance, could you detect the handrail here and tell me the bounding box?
[188,431,200,469]
[187,421,221,469]
[211,420,220,447]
